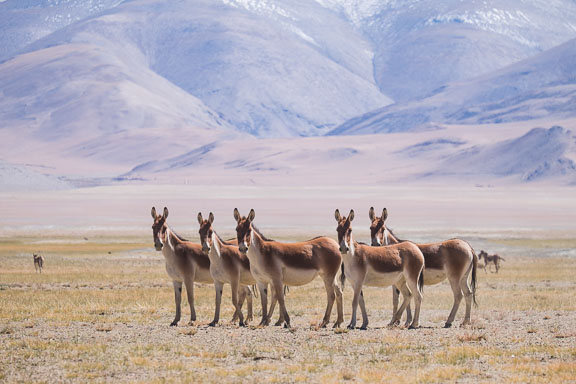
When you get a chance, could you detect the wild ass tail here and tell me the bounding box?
[418,266,424,295]
[470,247,478,308]
[339,263,346,289]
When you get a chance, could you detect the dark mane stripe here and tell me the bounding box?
[252,225,274,241]
[214,230,233,246]
[168,226,189,242]
[386,228,405,243]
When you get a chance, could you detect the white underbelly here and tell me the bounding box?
[210,264,230,284]
[249,263,272,284]
[363,270,403,288]
[282,266,318,286]
[423,269,446,285]
[165,262,183,282]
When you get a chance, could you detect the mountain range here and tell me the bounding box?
[1,0,576,189]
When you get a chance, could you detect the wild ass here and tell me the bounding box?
[234,208,344,328]
[369,207,478,327]
[478,250,505,273]
[335,209,425,329]
[33,253,44,273]
[151,206,252,326]
[197,212,255,327]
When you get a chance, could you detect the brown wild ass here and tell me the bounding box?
[33,253,44,273]
[234,208,344,328]
[197,212,255,327]
[478,250,505,273]
[335,209,425,329]
[151,207,253,326]
[369,207,478,327]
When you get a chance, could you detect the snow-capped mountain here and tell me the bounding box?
[329,37,576,135]
[1,0,576,188]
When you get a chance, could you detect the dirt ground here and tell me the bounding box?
[1,185,575,382]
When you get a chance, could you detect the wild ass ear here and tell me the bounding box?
[248,209,255,222]
[233,208,241,223]
[348,209,355,222]
[163,207,169,219]
[151,207,157,219]
[208,212,214,224]
[369,207,375,221]
[197,212,203,225]
[334,209,341,222]
[382,208,388,221]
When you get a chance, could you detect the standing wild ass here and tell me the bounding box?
[234,208,344,328]
[33,253,44,273]
[151,207,252,326]
[335,209,425,329]
[478,250,505,273]
[197,212,254,327]
[369,207,478,327]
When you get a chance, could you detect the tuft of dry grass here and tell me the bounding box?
[0,234,575,383]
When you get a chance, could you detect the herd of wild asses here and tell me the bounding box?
[149,206,499,330]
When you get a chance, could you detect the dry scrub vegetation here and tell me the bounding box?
[1,234,575,383]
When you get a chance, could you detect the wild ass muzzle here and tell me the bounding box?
[234,208,344,328]
[335,209,425,329]
[197,212,254,327]
[33,253,44,273]
[369,207,478,328]
[151,207,252,326]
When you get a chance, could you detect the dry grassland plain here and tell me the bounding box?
[1,185,575,383]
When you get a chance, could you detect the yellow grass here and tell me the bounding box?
[1,234,575,383]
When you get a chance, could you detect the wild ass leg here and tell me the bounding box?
[230,279,245,327]
[460,263,475,327]
[392,285,412,326]
[267,285,279,325]
[171,280,183,326]
[348,280,364,329]
[406,274,423,329]
[444,277,463,328]
[358,290,369,330]
[272,279,291,328]
[210,281,224,327]
[244,286,254,323]
[390,280,413,327]
[319,275,337,328]
[183,276,197,325]
[333,277,344,328]
[257,282,269,326]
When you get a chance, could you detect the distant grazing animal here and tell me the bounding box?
[478,250,505,273]
[234,208,344,328]
[151,206,252,326]
[369,207,478,328]
[33,253,44,273]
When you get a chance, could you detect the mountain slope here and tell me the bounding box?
[329,38,576,135]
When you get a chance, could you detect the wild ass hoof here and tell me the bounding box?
[274,319,283,326]
[360,325,368,331]
[208,321,218,327]
[443,323,453,328]
[332,322,342,329]
[239,322,246,327]
[187,321,196,326]
[346,324,355,330]
[408,325,419,330]
[170,321,179,327]
[319,320,329,328]
[283,322,291,329]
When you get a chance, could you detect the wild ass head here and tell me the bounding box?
[234,208,255,254]
[369,207,389,246]
[334,209,355,254]
[151,206,169,251]
[197,212,215,255]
